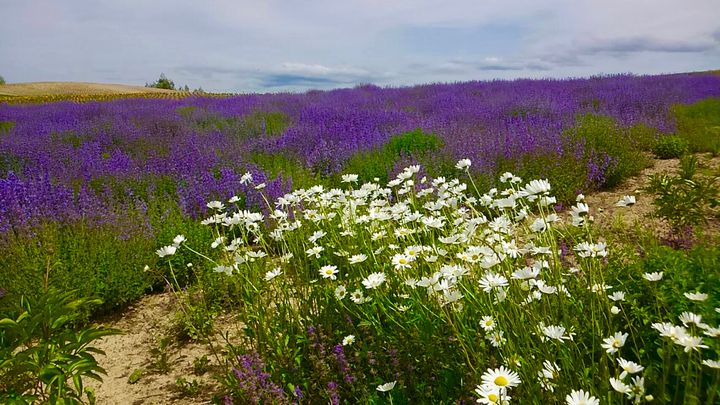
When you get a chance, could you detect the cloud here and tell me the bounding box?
[1,0,719,92]
[578,36,718,55]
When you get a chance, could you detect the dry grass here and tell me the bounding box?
[0,81,178,96]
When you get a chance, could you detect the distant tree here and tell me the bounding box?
[146,73,175,90]
[0,75,5,85]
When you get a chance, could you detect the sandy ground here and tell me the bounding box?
[88,293,230,404]
[88,154,719,404]
[0,82,178,96]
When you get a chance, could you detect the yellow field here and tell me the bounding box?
[0,82,204,104]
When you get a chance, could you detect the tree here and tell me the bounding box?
[0,75,5,85]
[146,73,175,90]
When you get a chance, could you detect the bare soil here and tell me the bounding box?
[88,293,232,404]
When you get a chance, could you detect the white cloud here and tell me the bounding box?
[0,0,718,92]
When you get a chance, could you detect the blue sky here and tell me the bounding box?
[1,0,718,93]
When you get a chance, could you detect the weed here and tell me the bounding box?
[653,135,689,159]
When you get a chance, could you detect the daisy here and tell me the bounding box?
[608,291,625,302]
[156,245,177,258]
[601,331,629,354]
[334,285,347,300]
[456,158,472,170]
[523,179,551,196]
[537,361,560,392]
[474,384,509,404]
[392,253,413,270]
[684,292,708,301]
[206,200,225,210]
[319,265,339,280]
[702,359,720,369]
[362,272,387,289]
[617,358,644,379]
[478,272,509,292]
[615,195,636,207]
[306,245,324,258]
[481,366,521,391]
[239,172,253,184]
[609,378,631,394]
[540,324,573,342]
[480,316,496,331]
[264,267,282,281]
[308,230,326,243]
[341,174,359,183]
[487,330,506,347]
[376,381,396,392]
[348,254,368,264]
[652,322,687,341]
[643,272,663,281]
[679,312,705,328]
[565,389,599,405]
[172,234,186,246]
[703,326,720,338]
[676,335,708,352]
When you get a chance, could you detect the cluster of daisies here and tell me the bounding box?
[154,158,718,403]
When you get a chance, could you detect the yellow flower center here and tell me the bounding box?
[399,259,407,264]
[488,393,499,402]
[494,376,509,386]
[613,339,621,347]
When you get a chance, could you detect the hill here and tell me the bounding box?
[0,81,178,96]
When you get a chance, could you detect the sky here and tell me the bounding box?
[1,0,719,93]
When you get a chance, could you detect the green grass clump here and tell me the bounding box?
[672,97,720,155]
[180,108,291,140]
[653,135,689,159]
[565,113,651,189]
[343,128,447,184]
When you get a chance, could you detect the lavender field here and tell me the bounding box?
[1,72,720,403]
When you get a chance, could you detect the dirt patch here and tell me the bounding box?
[583,153,720,237]
[88,293,234,404]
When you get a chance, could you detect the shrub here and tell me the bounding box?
[564,114,650,189]
[146,73,176,90]
[0,288,119,403]
[343,128,445,183]
[645,154,719,242]
[672,97,720,154]
[653,135,689,159]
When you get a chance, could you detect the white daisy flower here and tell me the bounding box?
[342,335,355,346]
[643,272,663,281]
[362,272,386,289]
[481,366,521,391]
[348,254,368,264]
[334,285,347,300]
[156,245,177,258]
[319,265,339,280]
[264,267,282,281]
[601,331,629,354]
[615,195,636,207]
[684,292,708,301]
[341,174,359,183]
[617,358,644,379]
[376,381,396,392]
[565,389,599,405]
[456,158,472,170]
